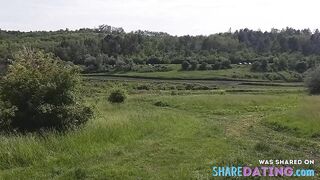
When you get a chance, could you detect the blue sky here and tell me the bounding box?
[0,0,319,35]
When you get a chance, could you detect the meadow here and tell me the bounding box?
[0,78,319,179]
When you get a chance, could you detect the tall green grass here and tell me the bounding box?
[0,93,319,179]
[266,96,320,138]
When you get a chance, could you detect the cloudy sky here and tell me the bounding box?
[0,0,319,35]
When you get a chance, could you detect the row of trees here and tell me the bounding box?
[1,25,320,73]
[250,54,316,73]
[181,60,231,71]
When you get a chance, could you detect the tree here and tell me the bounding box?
[181,61,190,71]
[288,37,300,51]
[276,58,288,71]
[199,62,208,70]
[212,61,221,70]
[251,61,261,72]
[0,49,93,132]
[295,61,308,73]
[102,35,122,56]
[306,66,320,94]
[3,26,320,75]
[189,60,198,70]
[146,57,161,64]
[221,59,231,69]
[84,54,100,72]
[260,59,269,72]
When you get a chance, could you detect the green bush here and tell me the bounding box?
[108,88,127,103]
[251,61,261,72]
[181,61,190,71]
[306,66,320,94]
[295,61,308,73]
[0,101,16,130]
[221,59,231,69]
[199,62,208,70]
[189,60,198,70]
[211,62,221,70]
[0,49,93,132]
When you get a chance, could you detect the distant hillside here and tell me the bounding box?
[0,25,319,73]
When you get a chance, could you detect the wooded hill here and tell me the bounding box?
[0,25,319,73]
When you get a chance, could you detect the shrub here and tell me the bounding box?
[189,60,198,70]
[146,57,161,64]
[305,66,320,94]
[181,61,190,71]
[260,59,269,72]
[0,49,93,132]
[251,61,261,72]
[274,58,288,71]
[0,101,16,130]
[211,62,221,70]
[172,57,184,64]
[108,88,127,103]
[221,59,231,69]
[295,61,308,73]
[199,62,208,70]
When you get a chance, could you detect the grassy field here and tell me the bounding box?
[93,64,304,82]
[0,79,319,179]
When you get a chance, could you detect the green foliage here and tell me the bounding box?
[0,101,16,130]
[189,60,198,70]
[274,57,288,71]
[211,61,221,70]
[1,27,320,74]
[181,61,190,71]
[260,59,269,72]
[220,59,231,69]
[146,57,161,64]
[251,61,261,72]
[295,61,308,73]
[0,49,93,132]
[108,88,127,103]
[306,66,320,94]
[251,59,269,72]
[198,62,208,70]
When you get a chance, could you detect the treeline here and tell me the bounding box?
[0,25,320,73]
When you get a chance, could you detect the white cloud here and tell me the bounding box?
[0,0,319,35]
